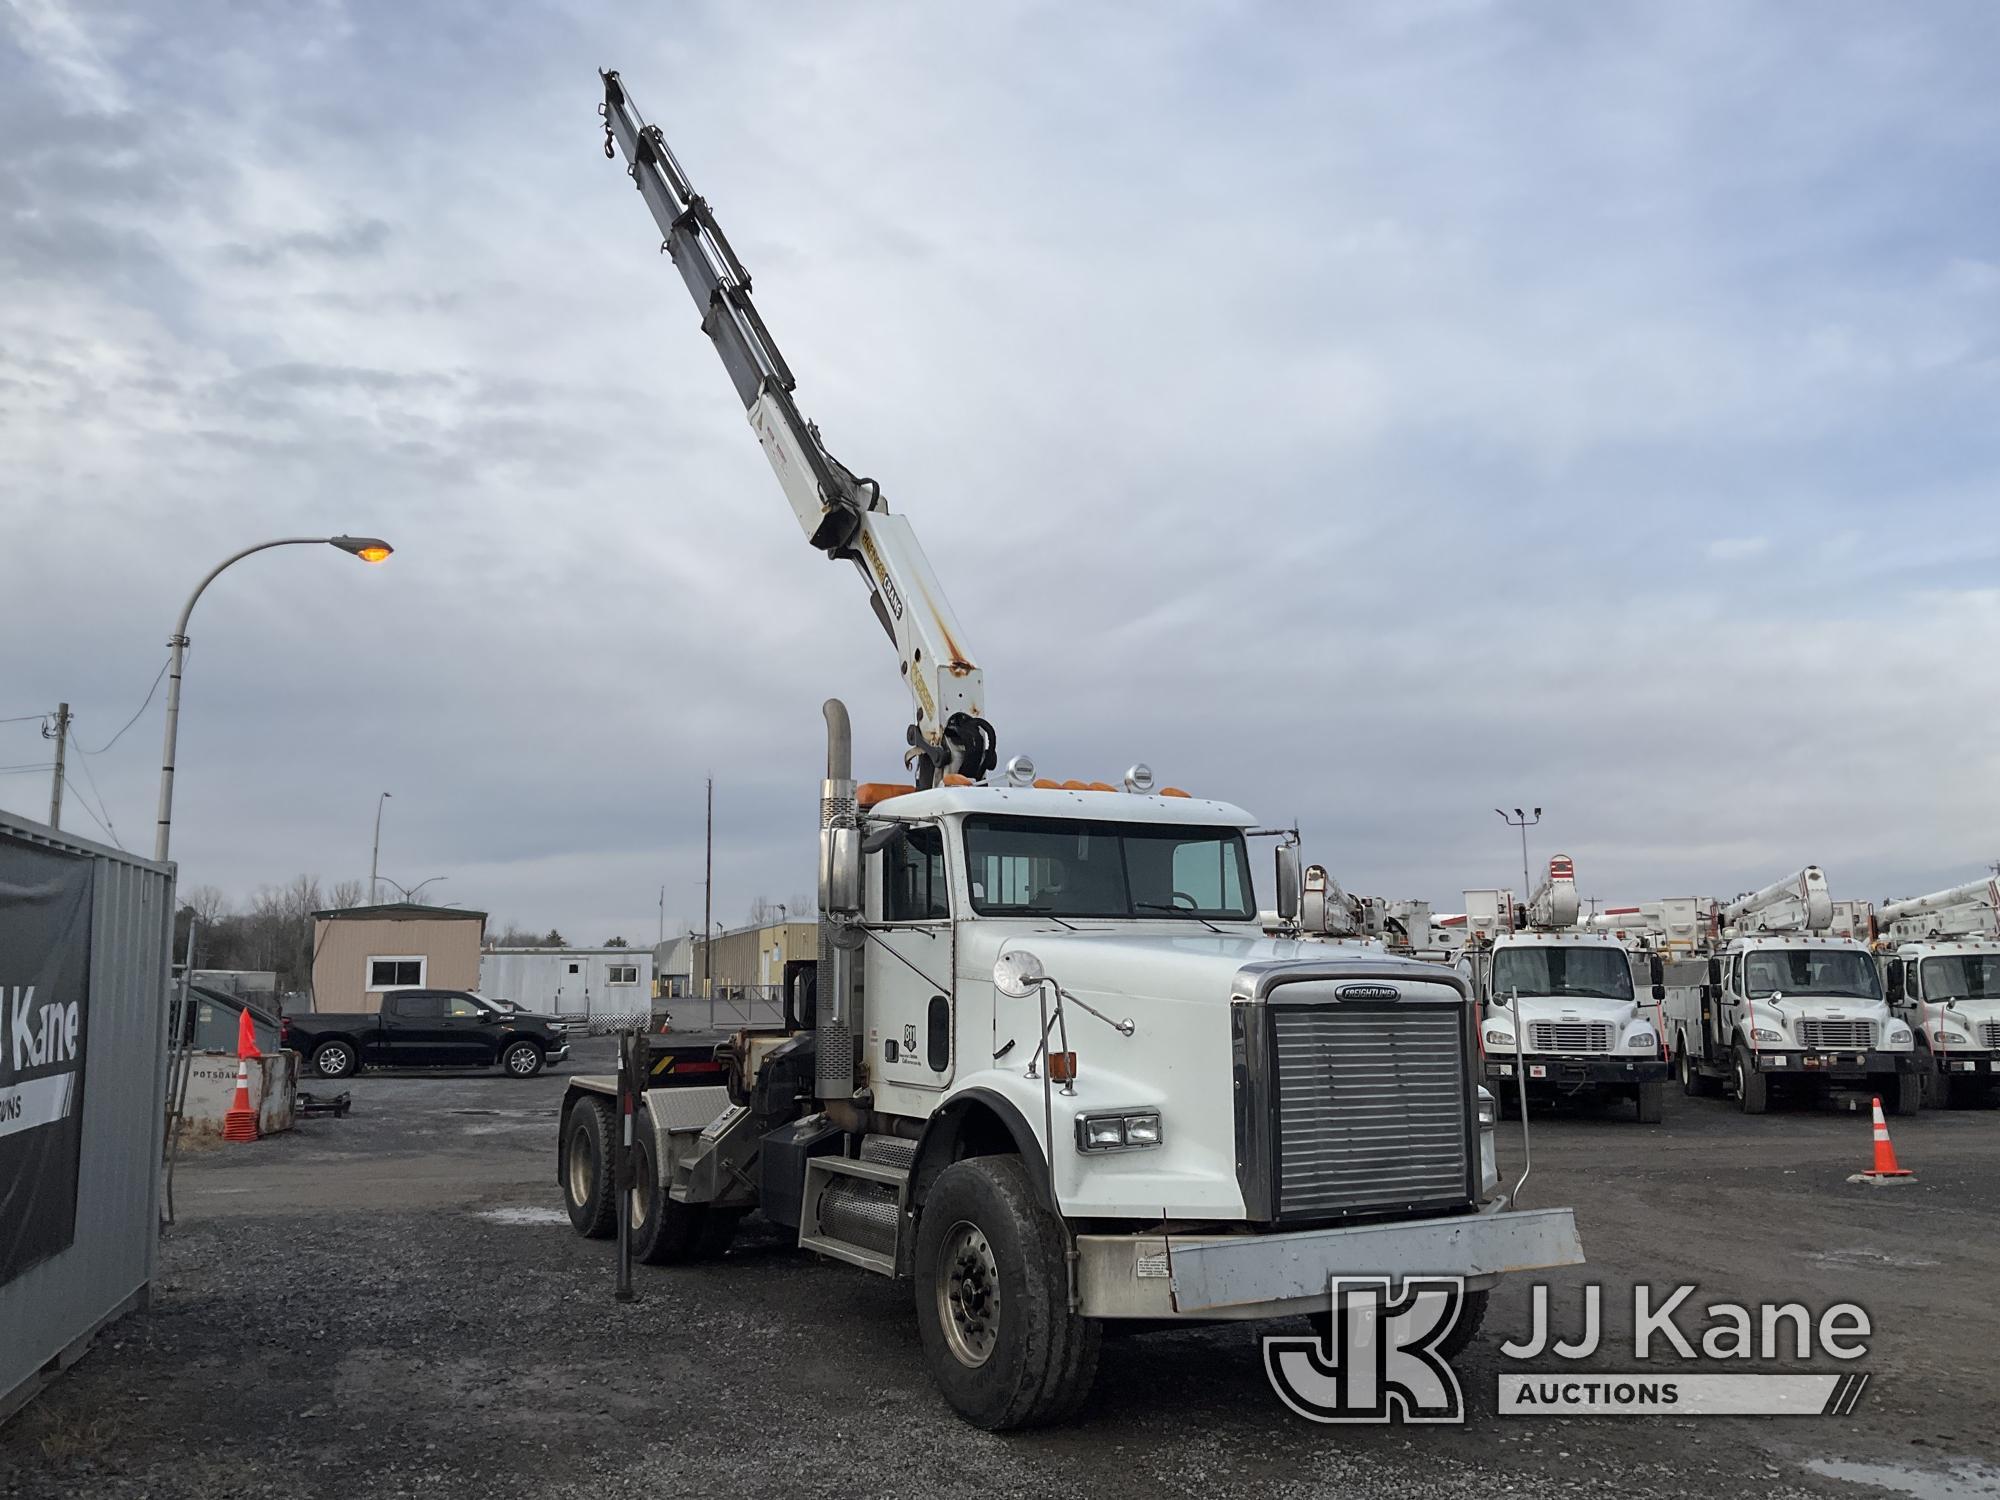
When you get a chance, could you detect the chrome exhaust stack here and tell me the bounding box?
[816,700,861,1101]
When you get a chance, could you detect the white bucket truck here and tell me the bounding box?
[1874,875,2000,1108]
[1458,857,1668,1122]
[1641,867,1920,1114]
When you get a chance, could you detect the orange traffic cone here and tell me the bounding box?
[1853,1096,1912,1182]
[223,1017,261,1142]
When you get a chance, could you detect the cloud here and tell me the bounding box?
[2,3,1998,941]
[1706,536,1772,562]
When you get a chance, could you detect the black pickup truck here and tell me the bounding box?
[286,989,573,1080]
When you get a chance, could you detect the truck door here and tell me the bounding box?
[382,990,451,1064]
[865,822,955,1097]
[440,992,501,1065]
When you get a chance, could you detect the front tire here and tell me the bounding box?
[1880,1069,1922,1118]
[1635,1079,1664,1124]
[913,1155,1101,1431]
[501,1040,544,1078]
[312,1040,357,1079]
[562,1098,616,1239]
[1734,1049,1769,1114]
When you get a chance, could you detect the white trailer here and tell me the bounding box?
[480,947,653,1031]
[1621,867,1920,1115]
[1874,875,2000,1107]
[1457,858,1668,1122]
[554,71,1585,1432]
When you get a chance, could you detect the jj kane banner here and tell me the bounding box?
[0,834,93,1287]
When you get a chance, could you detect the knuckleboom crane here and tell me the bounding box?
[598,71,997,785]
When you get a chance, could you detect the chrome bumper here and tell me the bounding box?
[1074,1203,1583,1320]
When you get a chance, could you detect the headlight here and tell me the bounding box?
[1075,1110,1163,1153]
[1484,1029,1513,1047]
[1627,1028,1656,1050]
[1936,1029,1968,1045]
[1887,1025,1913,1045]
[1476,1087,1497,1130]
[1751,1027,1783,1043]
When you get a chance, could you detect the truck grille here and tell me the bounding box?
[1268,1005,1470,1220]
[1980,1022,2000,1050]
[1528,1021,1613,1054]
[1797,1019,1872,1050]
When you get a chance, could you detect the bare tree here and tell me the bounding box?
[185,885,231,928]
[328,878,366,910]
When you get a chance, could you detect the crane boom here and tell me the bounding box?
[598,70,996,784]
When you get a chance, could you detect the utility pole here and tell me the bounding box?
[702,777,713,1000]
[1495,806,1542,901]
[45,703,70,830]
[658,884,665,946]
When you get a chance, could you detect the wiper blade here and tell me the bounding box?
[1134,902,1222,934]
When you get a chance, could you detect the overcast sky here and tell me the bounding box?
[3,1,1997,941]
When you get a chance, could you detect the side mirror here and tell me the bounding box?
[1651,983,1666,1003]
[1275,844,1301,923]
[1707,956,1722,987]
[1885,964,1904,1003]
[993,949,1046,998]
[1648,954,1665,988]
[820,823,863,917]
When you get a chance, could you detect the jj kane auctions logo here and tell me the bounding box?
[1266,1279,1873,1423]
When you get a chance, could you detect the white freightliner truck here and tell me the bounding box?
[1872,875,2000,1108]
[1631,867,1920,1114]
[1456,857,1668,1122]
[555,69,1584,1429]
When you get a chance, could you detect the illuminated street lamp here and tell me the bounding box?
[154,536,393,862]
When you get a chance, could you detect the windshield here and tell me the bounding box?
[962,815,1255,920]
[1922,955,2000,1003]
[1490,945,1633,1001]
[1744,948,1881,1001]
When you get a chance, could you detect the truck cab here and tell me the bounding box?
[1883,939,2000,1107]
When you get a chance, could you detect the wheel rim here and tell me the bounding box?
[323,1047,350,1077]
[566,1124,594,1207]
[1680,1050,1690,1086]
[509,1047,535,1075]
[1736,1059,1748,1101]
[936,1220,1001,1368]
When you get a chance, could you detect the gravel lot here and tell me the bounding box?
[4,1038,1999,1499]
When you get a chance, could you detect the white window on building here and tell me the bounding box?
[607,964,638,985]
[367,956,426,990]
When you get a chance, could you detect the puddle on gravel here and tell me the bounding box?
[1803,1248,1943,1271]
[475,1206,568,1226]
[1804,1458,2000,1499]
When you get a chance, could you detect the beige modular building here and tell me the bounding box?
[309,903,487,1013]
[688,919,817,996]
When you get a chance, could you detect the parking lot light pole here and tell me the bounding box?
[370,792,392,901]
[1495,806,1542,904]
[154,535,393,863]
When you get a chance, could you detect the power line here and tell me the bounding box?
[0,761,57,774]
[78,655,171,756]
[74,752,123,848]
[64,773,122,848]
[0,712,53,725]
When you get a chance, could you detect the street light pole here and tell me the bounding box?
[153,535,393,863]
[370,791,392,902]
[1495,806,1543,902]
[379,874,448,904]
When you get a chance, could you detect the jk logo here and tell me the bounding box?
[1263,1276,1466,1424]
